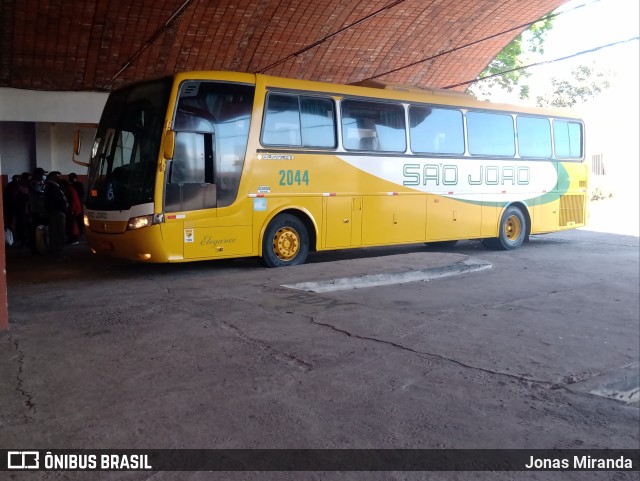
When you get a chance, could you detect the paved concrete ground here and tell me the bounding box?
[1,199,638,481]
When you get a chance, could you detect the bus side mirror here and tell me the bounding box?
[72,130,90,167]
[163,131,175,159]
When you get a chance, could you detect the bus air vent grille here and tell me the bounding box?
[180,82,199,97]
[559,194,585,226]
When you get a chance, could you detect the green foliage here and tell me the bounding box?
[469,18,554,99]
[536,64,612,107]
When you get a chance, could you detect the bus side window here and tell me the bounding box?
[300,97,336,148]
[171,81,255,211]
[467,111,515,157]
[357,125,379,151]
[165,131,216,212]
[171,132,207,183]
[553,120,583,159]
[409,106,464,155]
[263,94,302,146]
[341,99,406,152]
[517,116,552,158]
[262,94,336,149]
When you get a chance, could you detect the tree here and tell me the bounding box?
[536,64,612,107]
[468,18,554,100]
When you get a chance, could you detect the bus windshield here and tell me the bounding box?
[86,78,173,211]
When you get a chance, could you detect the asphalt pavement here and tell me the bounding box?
[1,198,638,481]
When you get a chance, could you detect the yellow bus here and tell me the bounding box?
[83,71,587,266]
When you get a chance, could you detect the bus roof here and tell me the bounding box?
[170,70,582,120]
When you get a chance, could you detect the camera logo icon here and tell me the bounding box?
[7,451,39,469]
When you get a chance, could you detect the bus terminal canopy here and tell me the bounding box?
[0,0,567,93]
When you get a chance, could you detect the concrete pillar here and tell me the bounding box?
[0,180,7,331]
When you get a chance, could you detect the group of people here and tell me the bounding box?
[3,168,85,259]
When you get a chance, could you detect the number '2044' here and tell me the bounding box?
[279,169,309,186]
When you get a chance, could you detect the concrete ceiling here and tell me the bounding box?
[1,0,565,92]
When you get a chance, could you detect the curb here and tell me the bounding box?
[282,257,492,293]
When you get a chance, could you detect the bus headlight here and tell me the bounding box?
[127,215,152,230]
[83,214,90,227]
[127,214,163,230]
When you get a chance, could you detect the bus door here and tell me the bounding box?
[162,80,255,260]
[162,131,217,260]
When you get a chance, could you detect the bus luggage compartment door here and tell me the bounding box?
[324,196,362,248]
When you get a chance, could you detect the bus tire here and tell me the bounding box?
[487,205,527,250]
[262,214,309,267]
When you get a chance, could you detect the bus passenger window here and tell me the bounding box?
[517,116,552,158]
[263,94,301,146]
[553,120,583,159]
[467,111,515,157]
[300,97,336,148]
[410,106,464,155]
[341,100,406,152]
[262,94,336,148]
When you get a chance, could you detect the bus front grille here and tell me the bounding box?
[89,220,129,234]
[559,194,585,227]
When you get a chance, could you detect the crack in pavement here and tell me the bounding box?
[218,321,313,373]
[219,291,637,400]
[166,293,636,399]
[308,317,640,401]
[405,279,621,321]
[307,317,557,387]
[9,333,37,419]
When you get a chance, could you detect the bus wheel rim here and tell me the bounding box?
[273,227,300,260]
[504,214,522,241]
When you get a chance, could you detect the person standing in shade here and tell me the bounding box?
[58,178,82,244]
[44,171,68,258]
[28,167,47,253]
[13,173,31,248]
[68,172,85,236]
[3,175,20,244]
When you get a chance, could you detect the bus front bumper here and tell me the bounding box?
[86,224,168,262]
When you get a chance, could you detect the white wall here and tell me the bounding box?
[0,88,108,123]
[0,88,107,177]
[50,123,97,174]
[35,123,53,172]
[0,123,35,177]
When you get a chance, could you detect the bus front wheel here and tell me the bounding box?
[485,205,527,250]
[262,214,309,267]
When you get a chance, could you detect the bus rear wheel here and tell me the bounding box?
[485,205,527,250]
[262,214,309,267]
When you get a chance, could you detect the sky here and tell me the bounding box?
[546,0,638,57]
[483,0,639,103]
[530,0,639,98]
[483,0,639,200]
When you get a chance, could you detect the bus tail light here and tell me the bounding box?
[127,214,163,231]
